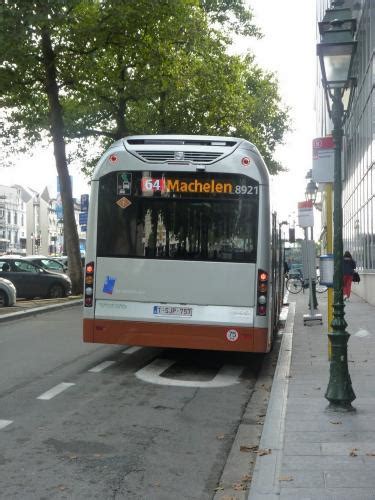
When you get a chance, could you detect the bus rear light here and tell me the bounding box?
[258,295,267,305]
[86,263,94,274]
[85,276,94,285]
[259,272,268,282]
[257,305,267,316]
[257,270,269,316]
[259,283,267,293]
[85,297,93,307]
[84,261,95,308]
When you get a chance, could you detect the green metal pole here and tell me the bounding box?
[325,88,356,411]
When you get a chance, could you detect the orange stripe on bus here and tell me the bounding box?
[83,318,269,353]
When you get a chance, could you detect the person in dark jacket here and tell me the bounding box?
[343,251,356,300]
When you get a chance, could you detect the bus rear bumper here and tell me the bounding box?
[83,318,270,353]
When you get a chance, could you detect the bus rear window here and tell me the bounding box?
[97,171,259,262]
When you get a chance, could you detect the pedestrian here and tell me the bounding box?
[343,250,356,301]
[283,261,289,275]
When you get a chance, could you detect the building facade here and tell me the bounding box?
[316,0,375,304]
[0,183,86,257]
[0,184,26,253]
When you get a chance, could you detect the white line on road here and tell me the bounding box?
[136,358,243,388]
[88,360,116,373]
[122,346,142,354]
[37,382,75,400]
[354,329,371,337]
[0,420,13,430]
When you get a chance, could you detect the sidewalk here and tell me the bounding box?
[249,288,375,500]
[0,296,82,322]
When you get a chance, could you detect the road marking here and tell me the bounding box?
[122,346,142,354]
[88,360,116,373]
[354,329,371,338]
[135,358,243,388]
[0,420,13,430]
[37,382,75,400]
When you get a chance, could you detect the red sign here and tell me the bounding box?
[312,136,334,150]
[312,136,334,183]
[298,200,313,209]
[298,200,314,228]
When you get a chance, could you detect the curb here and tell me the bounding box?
[248,302,295,499]
[213,328,280,500]
[0,299,82,323]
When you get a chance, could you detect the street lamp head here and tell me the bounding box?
[317,6,357,120]
[305,179,318,203]
[317,35,356,89]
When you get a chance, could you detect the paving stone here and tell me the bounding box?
[280,488,375,500]
[325,470,375,488]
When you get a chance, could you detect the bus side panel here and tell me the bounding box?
[83,318,94,342]
[83,318,269,352]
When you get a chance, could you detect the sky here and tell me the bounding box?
[241,0,317,234]
[0,0,318,235]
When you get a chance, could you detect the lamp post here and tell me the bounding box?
[317,3,357,411]
[57,219,64,255]
[305,175,319,309]
[278,220,288,306]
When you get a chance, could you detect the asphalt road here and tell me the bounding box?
[0,305,266,499]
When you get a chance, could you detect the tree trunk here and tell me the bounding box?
[114,54,128,140]
[40,27,83,295]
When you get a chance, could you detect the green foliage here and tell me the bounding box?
[0,0,290,177]
[200,0,262,37]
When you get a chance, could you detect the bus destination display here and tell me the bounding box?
[117,172,259,198]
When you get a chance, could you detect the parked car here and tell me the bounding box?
[0,257,71,299]
[23,255,68,274]
[56,255,85,272]
[0,277,16,307]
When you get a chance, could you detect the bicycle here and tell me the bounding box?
[286,273,328,294]
[286,274,304,294]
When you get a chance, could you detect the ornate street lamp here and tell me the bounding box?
[278,220,288,307]
[57,218,64,255]
[305,179,318,205]
[317,4,357,411]
[304,176,319,309]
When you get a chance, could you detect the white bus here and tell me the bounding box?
[83,135,281,352]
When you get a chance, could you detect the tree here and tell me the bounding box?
[58,1,288,174]
[0,0,83,293]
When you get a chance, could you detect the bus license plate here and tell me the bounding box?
[153,306,193,317]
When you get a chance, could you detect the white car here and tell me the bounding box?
[0,277,16,307]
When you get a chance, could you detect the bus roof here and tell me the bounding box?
[93,134,269,181]
[110,134,258,149]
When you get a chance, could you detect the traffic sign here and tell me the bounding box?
[298,200,314,228]
[81,194,89,212]
[79,212,88,225]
